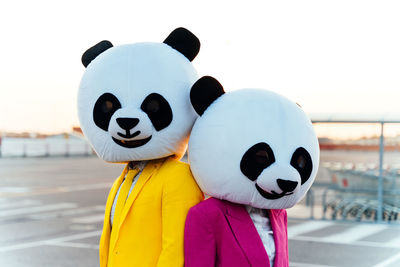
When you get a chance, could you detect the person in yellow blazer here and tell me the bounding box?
[77,28,203,267]
[101,158,203,266]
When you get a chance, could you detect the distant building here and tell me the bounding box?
[72,126,83,135]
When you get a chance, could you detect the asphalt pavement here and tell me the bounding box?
[0,156,400,267]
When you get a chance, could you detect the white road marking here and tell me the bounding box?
[0,203,77,217]
[0,187,31,193]
[69,224,98,231]
[374,252,400,267]
[0,199,41,210]
[49,242,99,250]
[290,235,400,249]
[0,230,102,252]
[321,224,387,243]
[54,183,112,193]
[288,221,334,238]
[71,214,105,224]
[290,262,337,267]
[28,205,104,220]
[386,234,400,247]
[0,183,112,197]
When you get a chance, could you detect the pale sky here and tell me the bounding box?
[1,0,400,138]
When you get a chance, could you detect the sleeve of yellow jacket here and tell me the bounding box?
[156,160,204,267]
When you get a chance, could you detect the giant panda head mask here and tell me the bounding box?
[188,76,320,209]
[78,28,200,162]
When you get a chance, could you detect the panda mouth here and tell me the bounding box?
[255,184,294,200]
[112,136,152,148]
[118,130,141,139]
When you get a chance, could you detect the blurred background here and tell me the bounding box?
[1,0,400,266]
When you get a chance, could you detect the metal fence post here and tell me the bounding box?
[65,141,69,157]
[377,122,384,223]
[45,143,50,157]
[85,143,90,156]
[23,143,27,158]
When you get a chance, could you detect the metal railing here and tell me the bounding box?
[311,114,400,223]
[0,138,94,158]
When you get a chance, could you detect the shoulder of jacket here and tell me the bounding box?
[160,157,190,173]
[190,198,225,218]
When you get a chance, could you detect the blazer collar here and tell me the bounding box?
[110,158,165,252]
[268,209,288,267]
[224,201,287,267]
[104,164,129,232]
[224,201,271,267]
[100,164,128,265]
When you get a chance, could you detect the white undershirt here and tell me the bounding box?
[110,161,147,227]
[246,206,276,267]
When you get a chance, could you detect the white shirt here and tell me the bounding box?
[246,206,276,267]
[110,161,147,226]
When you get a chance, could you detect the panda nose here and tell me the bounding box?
[116,118,139,131]
[277,179,298,192]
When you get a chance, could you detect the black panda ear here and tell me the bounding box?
[163,28,200,62]
[82,40,113,67]
[190,76,225,116]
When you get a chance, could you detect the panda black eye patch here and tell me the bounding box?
[240,142,275,181]
[141,93,173,131]
[290,147,313,185]
[93,93,122,131]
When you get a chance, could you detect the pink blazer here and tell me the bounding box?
[184,198,288,267]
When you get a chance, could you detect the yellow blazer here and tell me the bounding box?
[99,157,203,267]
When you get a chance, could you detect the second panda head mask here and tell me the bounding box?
[78,28,200,162]
[188,76,320,209]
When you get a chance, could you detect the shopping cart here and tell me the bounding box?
[322,162,400,222]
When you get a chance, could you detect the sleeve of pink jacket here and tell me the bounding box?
[184,205,216,267]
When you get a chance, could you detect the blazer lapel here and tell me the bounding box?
[225,202,270,267]
[99,164,128,266]
[268,209,288,267]
[110,158,165,252]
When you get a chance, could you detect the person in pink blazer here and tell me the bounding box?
[185,76,320,267]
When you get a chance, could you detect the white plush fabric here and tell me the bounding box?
[188,89,319,209]
[78,42,198,162]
